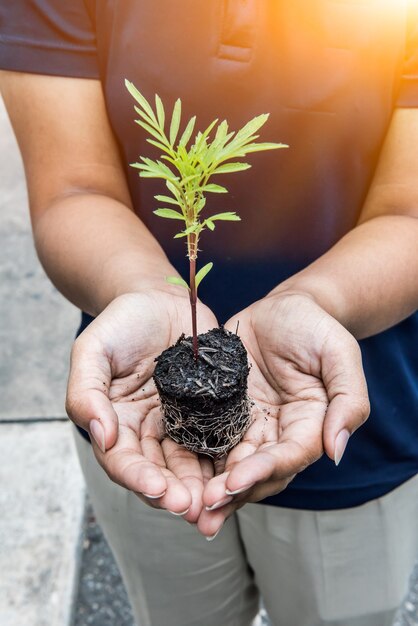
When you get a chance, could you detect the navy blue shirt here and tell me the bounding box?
[1,0,418,510]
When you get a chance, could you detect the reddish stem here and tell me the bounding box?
[188,234,198,360]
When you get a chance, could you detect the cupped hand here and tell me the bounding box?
[66,290,218,522]
[199,292,370,537]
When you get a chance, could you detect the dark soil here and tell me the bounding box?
[153,327,251,456]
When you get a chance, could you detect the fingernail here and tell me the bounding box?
[335,429,350,466]
[225,484,253,496]
[89,420,106,453]
[205,496,233,511]
[143,491,167,499]
[169,507,190,516]
[206,525,223,542]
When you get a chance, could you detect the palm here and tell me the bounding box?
[68,290,218,520]
[221,312,328,494]
[198,293,369,537]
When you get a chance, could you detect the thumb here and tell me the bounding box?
[66,334,119,452]
[321,334,370,465]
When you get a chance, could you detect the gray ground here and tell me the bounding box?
[73,501,135,626]
[395,566,418,626]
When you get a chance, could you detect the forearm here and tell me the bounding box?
[272,215,418,339]
[34,193,181,316]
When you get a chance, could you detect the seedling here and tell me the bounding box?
[125,82,288,455]
[125,80,287,359]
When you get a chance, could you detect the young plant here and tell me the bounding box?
[126,80,288,359]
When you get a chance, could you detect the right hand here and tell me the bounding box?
[66,290,218,522]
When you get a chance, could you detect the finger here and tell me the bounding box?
[202,422,273,509]
[205,474,292,513]
[202,471,232,511]
[197,501,238,539]
[213,454,227,476]
[149,471,192,516]
[66,334,118,451]
[225,439,320,495]
[134,473,193,515]
[244,475,294,502]
[94,425,168,498]
[162,439,211,522]
[201,456,216,486]
[140,434,166,468]
[200,472,294,538]
[321,336,370,464]
[203,448,284,510]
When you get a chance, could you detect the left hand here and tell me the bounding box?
[198,292,370,538]
[66,290,218,523]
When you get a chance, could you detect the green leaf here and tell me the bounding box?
[242,142,288,153]
[209,212,241,221]
[156,160,178,180]
[154,194,181,206]
[153,208,185,220]
[135,119,166,143]
[195,196,206,213]
[173,223,199,239]
[214,120,229,144]
[170,99,182,145]
[183,223,199,235]
[200,183,228,193]
[160,155,177,167]
[213,162,251,174]
[139,171,168,179]
[205,219,215,231]
[142,157,176,176]
[200,118,219,141]
[191,119,219,158]
[207,121,234,161]
[234,114,270,142]
[216,114,275,160]
[146,138,172,154]
[166,180,182,201]
[125,80,157,123]
[166,275,189,289]
[155,94,165,129]
[179,116,196,148]
[176,144,189,163]
[134,106,156,126]
[180,173,200,185]
[134,158,179,182]
[195,262,213,288]
[139,170,177,182]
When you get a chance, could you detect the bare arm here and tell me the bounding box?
[272,108,418,338]
[0,71,221,524]
[0,71,181,316]
[200,109,418,535]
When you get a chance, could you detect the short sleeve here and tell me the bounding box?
[0,0,99,78]
[397,0,418,106]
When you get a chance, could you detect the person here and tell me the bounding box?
[1,1,418,624]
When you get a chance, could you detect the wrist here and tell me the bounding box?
[267,278,342,312]
[267,278,347,326]
[93,265,190,316]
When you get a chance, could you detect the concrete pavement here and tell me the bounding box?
[0,95,85,625]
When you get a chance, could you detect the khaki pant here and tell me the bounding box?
[74,430,418,626]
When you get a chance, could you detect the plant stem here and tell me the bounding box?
[188,233,198,360]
